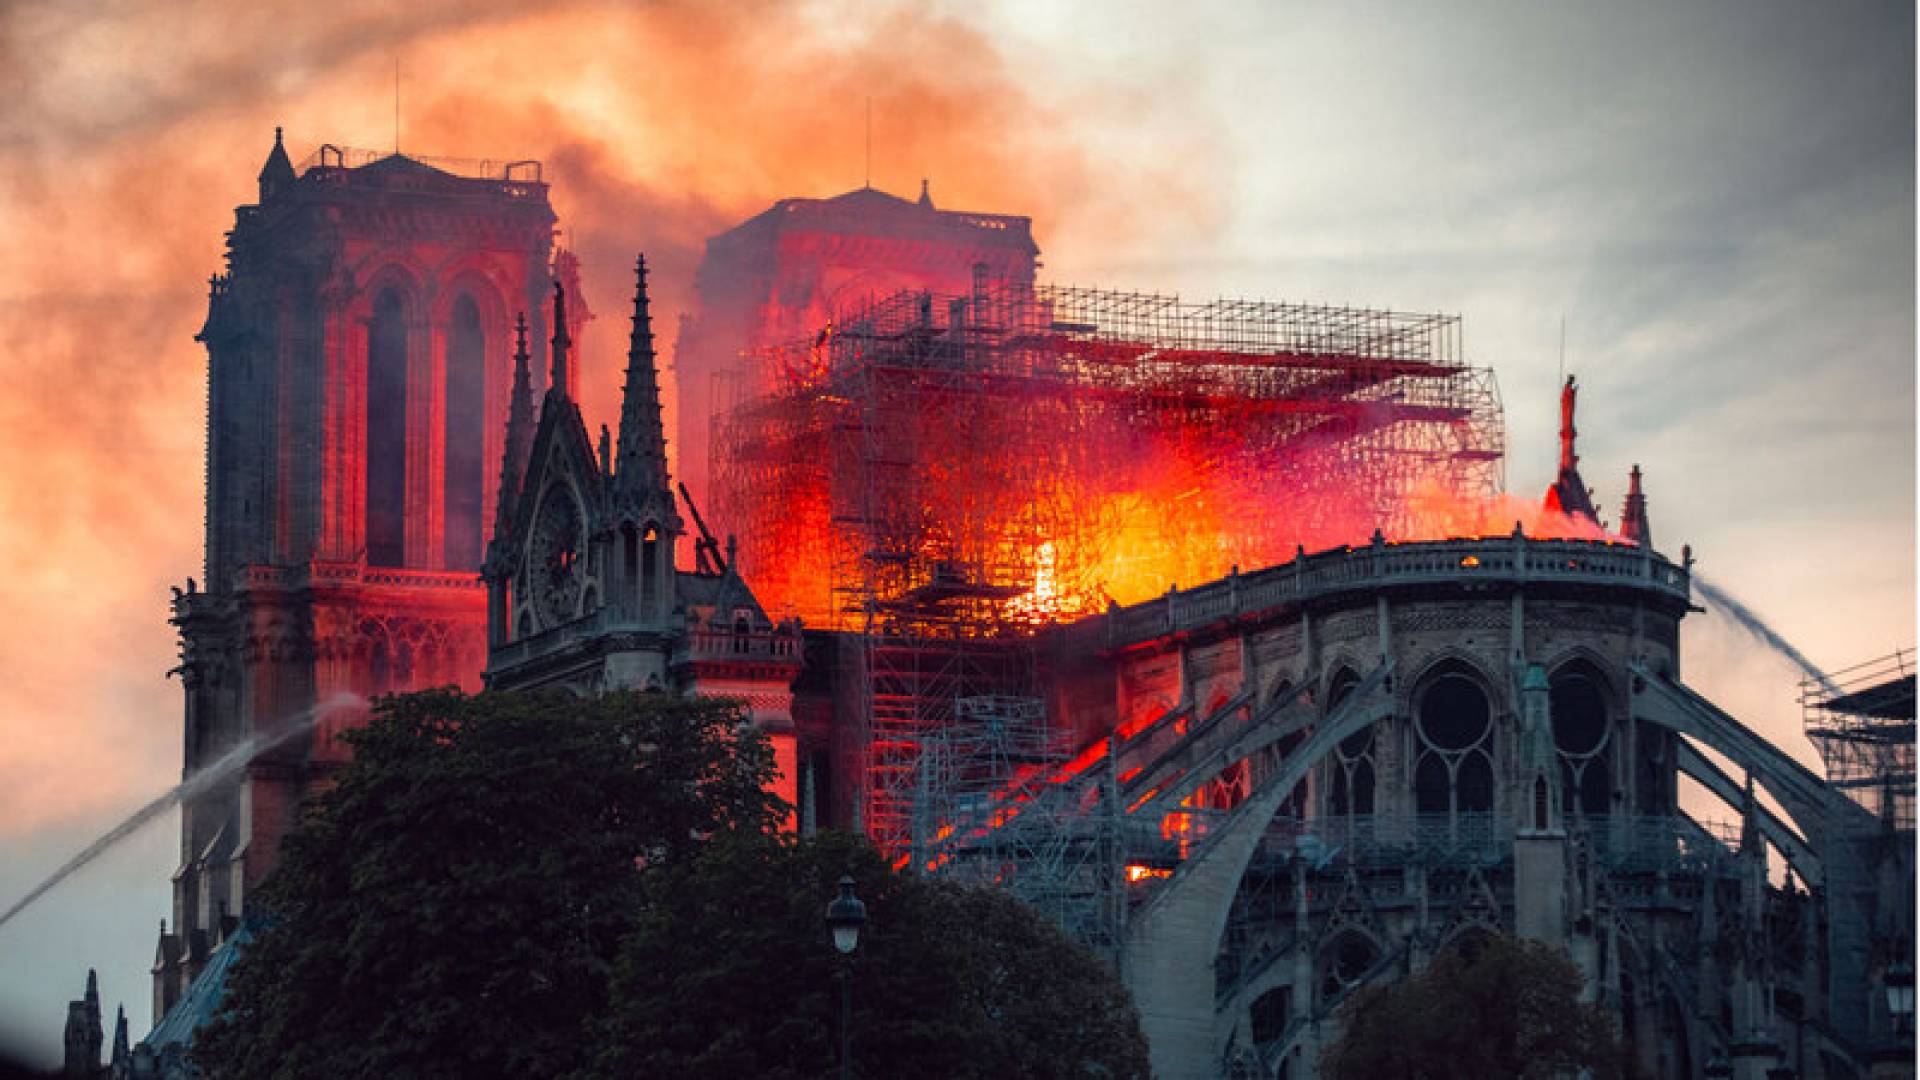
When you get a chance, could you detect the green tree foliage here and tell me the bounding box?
[1320,933,1641,1080]
[193,689,781,1079]
[593,829,1152,1080]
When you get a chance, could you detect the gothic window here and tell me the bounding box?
[1412,666,1496,824]
[1318,932,1379,1004]
[1327,669,1375,818]
[443,294,487,570]
[366,287,409,567]
[1551,664,1614,817]
[1250,986,1292,1046]
[641,524,661,616]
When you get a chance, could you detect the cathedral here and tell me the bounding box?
[104,133,1914,1080]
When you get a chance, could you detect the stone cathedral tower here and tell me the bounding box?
[158,133,584,1015]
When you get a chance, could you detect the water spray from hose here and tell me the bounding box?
[1692,573,1838,697]
[0,693,364,936]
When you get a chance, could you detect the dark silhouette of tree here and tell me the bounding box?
[194,688,781,1079]
[592,829,1152,1080]
[1321,933,1641,1080]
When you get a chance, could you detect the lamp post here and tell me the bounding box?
[826,875,867,1080]
[1872,959,1916,1080]
[1887,960,1915,1034]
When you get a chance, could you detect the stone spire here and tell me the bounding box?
[1543,374,1599,524]
[1620,464,1651,549]
[549,280,572,401]
[612,255,673,508]
[111,1005,130,1070]
[489,314,536,548]
[257,126,295,202]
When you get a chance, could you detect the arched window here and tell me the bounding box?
[641,525,661,616]
[1318,932,1379,1004]
[443,294,487,569]
[1326,668,1375,818]
[1551,664,1614,817]
[1412,665,1496,825]
[366,288,409,567]
[1250,986,1292,1047]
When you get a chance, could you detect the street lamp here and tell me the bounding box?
[1887,959,1915,1033]
[826,876,867,1080]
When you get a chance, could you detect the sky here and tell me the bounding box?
[0,0,1911,1063]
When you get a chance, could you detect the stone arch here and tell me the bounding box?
[1318,650,1369,703]
[1314,926,1385,1007]
[1432,920,1499,962]
[1125,664,1396,1076]
[1399,647,1503,718]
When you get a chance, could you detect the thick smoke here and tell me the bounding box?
[0,0,1225,836]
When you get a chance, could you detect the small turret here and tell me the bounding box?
[918,177,934,210]
[1517,663,1561,833]
[257,127,295,202]
[1620,464,1651,548]
[62,969,102,1077]
[549,281,572,401]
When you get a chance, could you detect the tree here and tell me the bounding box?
[194,688,781,1080]
[1320,933,1642,1080]
[591,829,1152,1079]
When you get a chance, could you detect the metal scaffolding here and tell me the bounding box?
[912,696,1124,956]
[713,280,1505,856]
[1803,649,1916,829]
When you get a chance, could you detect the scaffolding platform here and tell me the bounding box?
[1803,649,1915,829]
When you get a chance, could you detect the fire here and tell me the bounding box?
[1126,865,1172,882]
[716,281,1646,649]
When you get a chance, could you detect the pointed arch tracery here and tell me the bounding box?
[437,268,511,571]
[1549,657,1616,817]
[365,283,413,567]
[1409,658,1497,825]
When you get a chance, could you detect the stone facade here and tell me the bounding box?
[158,137,575,1015]
[480,259,803,808]
[1021,536,1912,1080]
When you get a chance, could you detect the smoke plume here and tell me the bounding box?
[0,0,1225,835]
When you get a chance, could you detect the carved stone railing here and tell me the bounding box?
[675,628,804,665]
[227,562,485,594]
[1050,535,1689,656]
[486,609,609,674]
